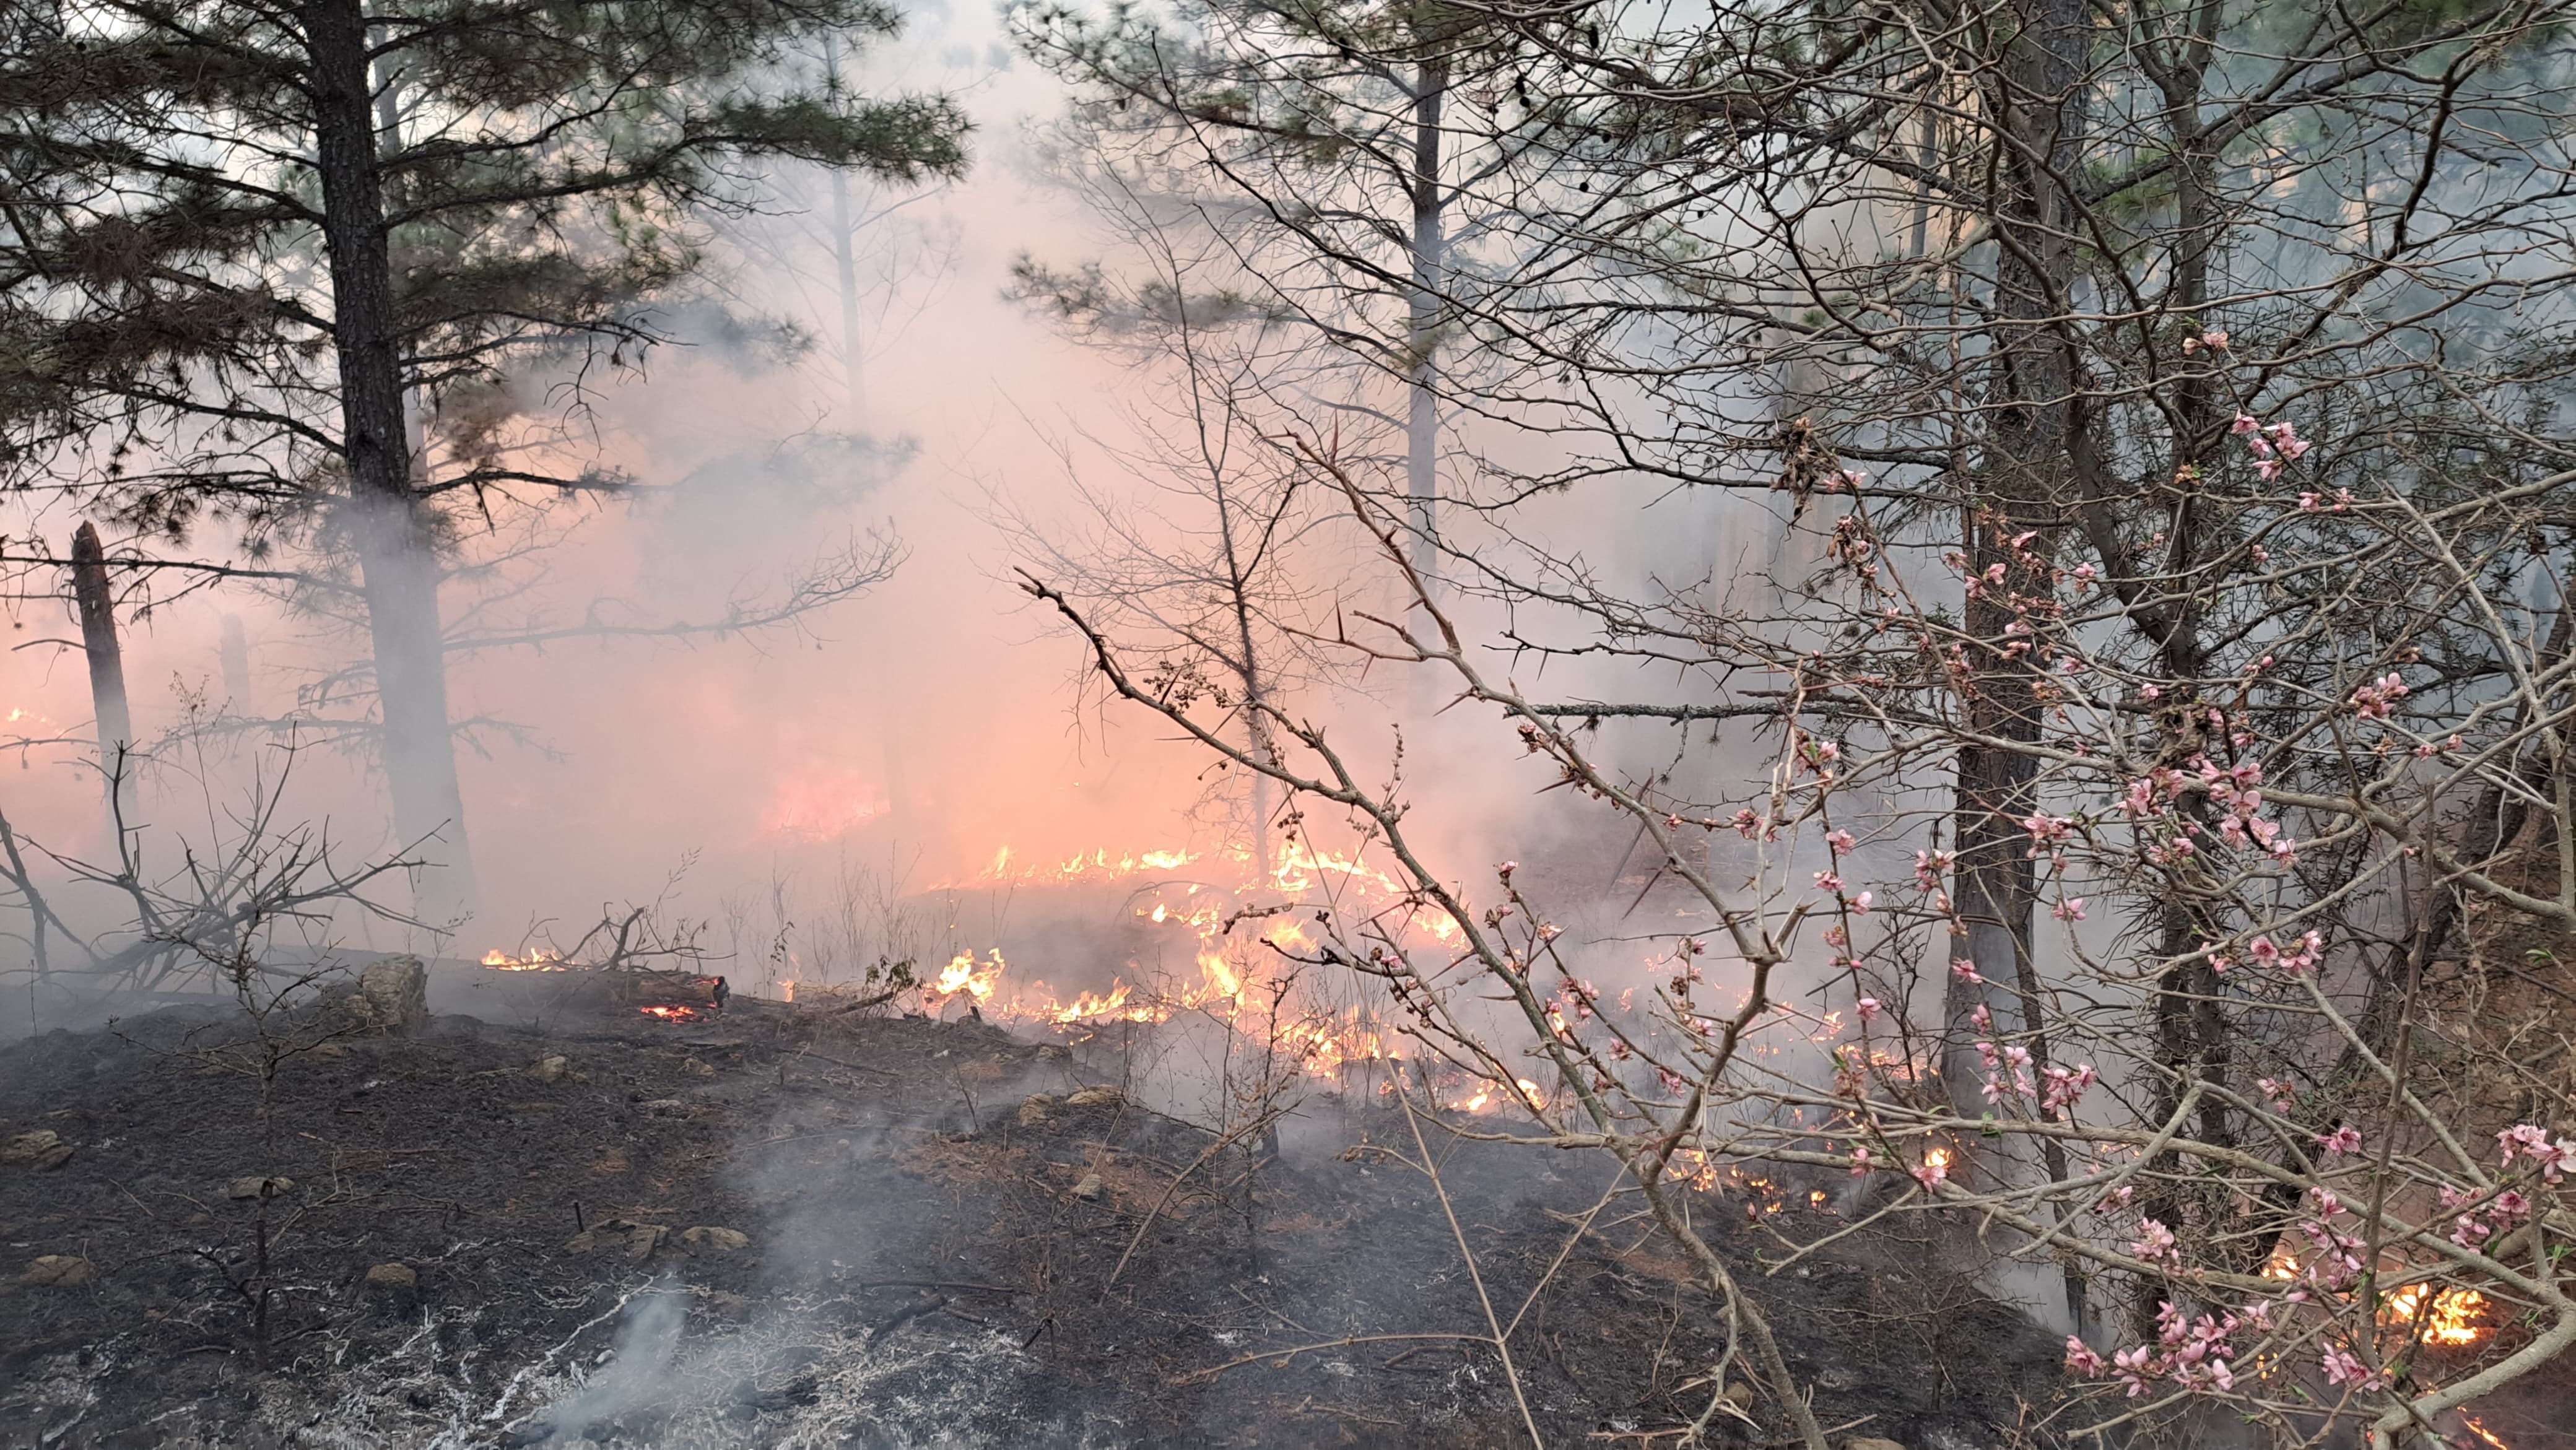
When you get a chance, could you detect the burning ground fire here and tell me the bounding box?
[785,840,1447,1084]
[475,838,1821,1228]
[2260,1244,2499,1349]
[2381,1284,2492,1348]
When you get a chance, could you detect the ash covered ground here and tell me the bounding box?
[1,985,2093,1449]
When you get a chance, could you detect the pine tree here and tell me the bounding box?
[0,1,967,920]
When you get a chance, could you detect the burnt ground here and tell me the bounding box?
[0,997,2080,1449]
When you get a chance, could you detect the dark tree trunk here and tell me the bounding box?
[69,522,136,831]
[1405,51,1447,584]
[1945,0,2093,1333]
[305,0,477,921]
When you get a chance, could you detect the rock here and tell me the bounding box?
[1840,1438,1907,1450]
[1064,1086,1125,1109]
[227,1176,293,1200]
[682,1226,750,1252]
[1071,1173,1105,1201]
[342,956,429,1035]
[530,1055,572,1083]
[20,1254,92,1287]
[1722,1383,1756,1410]
[681,1057,716,1078]
[364,1262,417,1290]
[1017,1094,1055,1126]
[0,1129,73,1171]
[567,1217,668,1261]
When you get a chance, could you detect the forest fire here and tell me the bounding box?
[2382,1285,2493,1347]
[480,949,567,971]
[881,840,1445,1083]
[638,1004,705,1022]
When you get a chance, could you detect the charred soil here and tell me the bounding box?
[0,1000,2074,1448]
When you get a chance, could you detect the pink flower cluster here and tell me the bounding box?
[2320,1344,2386,1389]
[2436,1183,2531,1251]
[2299,1188,2366,1290]
[2351,672,2409,720]
[2126,757,2299,867]
[2234,930,2323,975]
[1976,1037,2033,1105]
[2232,414,2312,482]
[2038,1062,2098,1112]
[2498,1123,2576,1181]
[2069,1299,2268,1397]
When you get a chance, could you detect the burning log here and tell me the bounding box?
[471,952,727,1023]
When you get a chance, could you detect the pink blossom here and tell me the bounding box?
[2131,1218,2178,1262]
[1825,829,1855,855]
[2497,1124,2576,1181]
[2230,414,2260,435]
[2021,812,2074,845]
[2039,1063,2097,1112]
[2052,898,2087,923]
[1850,891,1873,914]
[1813,870,1843,893]
[2317,1126,2362,1157]
[2065,1337,2106,1376]
[2352,672,2410,720]
[1912,1155,1949,1190]
[1951,959,1983,984]
[1849,1144,1874,1176]
[2320,1345,2377,1389]
[1856,996,1882,1023]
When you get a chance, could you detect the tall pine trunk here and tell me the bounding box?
[1404,51,1447,584]
[825,35,868,430]
[307,0,478,921]
[69,522,136,835]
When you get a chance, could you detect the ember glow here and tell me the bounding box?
[481,949,567,971]
[638,1004,705,1023]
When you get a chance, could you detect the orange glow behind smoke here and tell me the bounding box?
[759,769,886,840]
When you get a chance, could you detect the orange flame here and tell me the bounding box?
[2380,1285,2491,1346]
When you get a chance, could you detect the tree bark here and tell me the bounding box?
[1945,0,2092,1332]
[1405,50,1448,584]
[824,35,868,430]
[305,0,478,921]
[69,522,136,832]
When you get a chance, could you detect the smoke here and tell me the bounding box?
[516,1278,690,1447]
